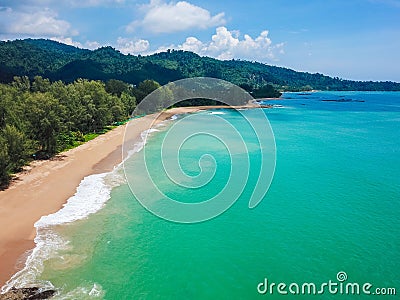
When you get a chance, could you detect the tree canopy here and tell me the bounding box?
[0,76,137,188]
[1,39,399,92]
[1,38,399,188]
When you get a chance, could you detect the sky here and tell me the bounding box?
[0,0,399,82]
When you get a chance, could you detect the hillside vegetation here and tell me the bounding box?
[1,39,399,188]
[1,39,399,92]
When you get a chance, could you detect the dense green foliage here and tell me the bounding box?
[2,39,399,91]
[251,84,282,98]
[0,76,140,188]
[1,38,399,187]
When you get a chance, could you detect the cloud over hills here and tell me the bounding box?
[0,7,76,38]
[126,0,225,34]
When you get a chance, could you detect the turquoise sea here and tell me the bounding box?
[4,91,399,299]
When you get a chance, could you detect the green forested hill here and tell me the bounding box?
[1,38,399,188]
[1,39,399,91]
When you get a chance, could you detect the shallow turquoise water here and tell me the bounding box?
[22,92,400,299]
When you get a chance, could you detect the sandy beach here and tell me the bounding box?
[0,103,262,288]
[0,106,202,287]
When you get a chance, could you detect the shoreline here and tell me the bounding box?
[0,123,127,288]
[0,104,262,289]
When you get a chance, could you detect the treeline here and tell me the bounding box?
[0,74,268,188]
[2,39,399,92]
[0,76,162,188]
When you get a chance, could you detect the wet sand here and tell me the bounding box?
[0,104,261,287]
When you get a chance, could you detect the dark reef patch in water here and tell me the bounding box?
[321,98,365,102]
[0,287,56,300]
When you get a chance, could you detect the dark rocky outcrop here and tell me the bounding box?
[0,287,56,300]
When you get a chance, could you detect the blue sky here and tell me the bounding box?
[0,0,399,81]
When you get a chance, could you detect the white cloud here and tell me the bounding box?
[173,26,284,61]
[68,0,126,7]
[116,37,150,54]
[0,3,102,49]
[50,36,101,50]
[50,36,82,48]
[179,36,205,53]
[0,7,77,38]
[127,0,225,34]
[1,0,125,8]
[85,40,102,49]
[12,10,74,36]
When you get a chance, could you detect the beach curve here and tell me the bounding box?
[0,103,263,289]
[0,107,205,288]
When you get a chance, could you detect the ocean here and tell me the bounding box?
[4,91,399,299]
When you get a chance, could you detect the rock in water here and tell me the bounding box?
[0,287,56,300]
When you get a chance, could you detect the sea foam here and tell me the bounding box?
[1,116,175,295]
[1,172,119,294]
[209,111,225,115]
